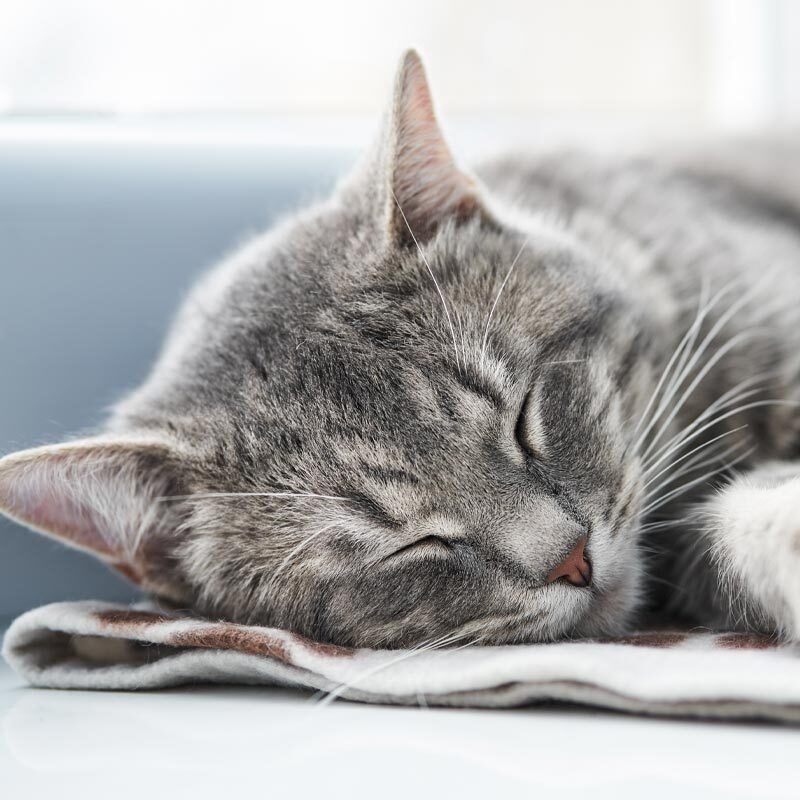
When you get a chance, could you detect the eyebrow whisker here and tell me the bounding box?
[391,189,463,374]
[480,238,527,370]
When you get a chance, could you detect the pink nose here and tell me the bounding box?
[546,535,592,587]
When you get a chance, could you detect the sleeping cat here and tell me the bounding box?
[2,50,800,648]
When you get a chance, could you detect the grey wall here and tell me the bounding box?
[0,133,353,617]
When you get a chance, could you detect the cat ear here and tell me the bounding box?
[380,50,485,244]
[0,437,189,597]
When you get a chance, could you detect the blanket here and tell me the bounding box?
[4,601,800,722]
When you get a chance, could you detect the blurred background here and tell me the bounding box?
[1,0,798,620]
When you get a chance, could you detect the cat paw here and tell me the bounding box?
[704,467,800,638]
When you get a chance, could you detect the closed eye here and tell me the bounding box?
[515,392,539,458]
[384,535,455,561]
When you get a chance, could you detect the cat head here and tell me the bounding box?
[0,51,652,647]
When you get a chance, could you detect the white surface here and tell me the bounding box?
[1,657,799,799]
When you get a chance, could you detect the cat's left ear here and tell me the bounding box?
[377,50,489,245]
[0,436,191,601]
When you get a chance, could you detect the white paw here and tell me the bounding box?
[707,469,800,637]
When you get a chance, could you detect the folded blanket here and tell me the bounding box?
[4,600,800,723]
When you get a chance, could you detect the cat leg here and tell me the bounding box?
[696,461,800,638]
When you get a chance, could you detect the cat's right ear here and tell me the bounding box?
[358,50,490,246]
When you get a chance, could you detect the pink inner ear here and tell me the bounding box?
[0,437,175,589]
[0,446,125,560]
[390,51,479,238]
[6,482,117,558]
[404,59,437,132]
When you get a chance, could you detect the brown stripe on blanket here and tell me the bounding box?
[715,632,780,650]
[598,631,688,647]
[94,609,177,626]
[93,609,355,660]
[171,624,292,662]
[171,625,355,661]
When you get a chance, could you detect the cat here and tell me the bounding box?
[2,50,800,648]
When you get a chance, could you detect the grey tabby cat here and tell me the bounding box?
[2,51,800,648]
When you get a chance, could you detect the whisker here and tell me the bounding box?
[642,425,748,489]
[639,519,684,533]
[455,310,467,367]
[391,189,462,373]
[641,371,776,475]
[157,491,348,502]
[265,521,340,588]
[659,278,714,398]
[644,437,750,505]
[644,405,749,480]
[640,270,777,459]
[480,238,527,369]
[312,630,479,708]
[651,435,747,490]
[641,327,768,461]
[542,358,587,366]
[644,388,769,479]
[632,277,726,449]
[641,444,756,517]
[655,399,797,468]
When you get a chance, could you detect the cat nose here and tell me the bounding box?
[546,534,592,587]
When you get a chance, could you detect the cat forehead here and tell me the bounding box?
[121,198,629,453]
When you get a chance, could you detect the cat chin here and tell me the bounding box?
[518,565,643,643]
[573,571,644,640]
[569,522,644,639]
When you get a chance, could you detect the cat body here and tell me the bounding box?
[2,52,800,647]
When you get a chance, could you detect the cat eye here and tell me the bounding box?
[514,391,544,460]
[384,535,454,561]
